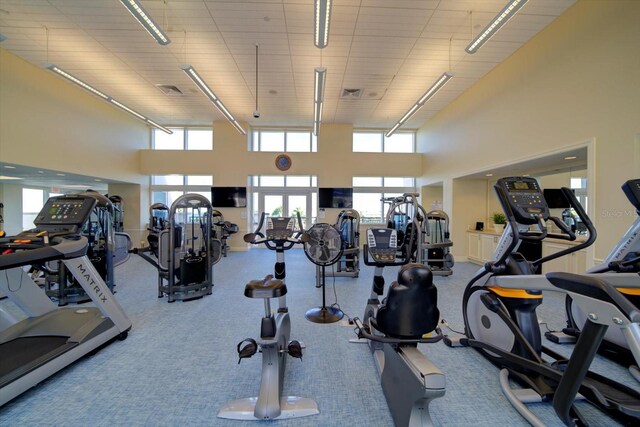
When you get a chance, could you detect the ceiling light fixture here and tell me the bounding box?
[119,0,171,45]
[313,67,327,136]
[314,0,332,48]
[466,0,529,54]
[564,156,577,160]
[47,65,172,134]
[386,72,454,137]
[181,65,246,135]
[4,165,16,169]
[0,176,22,180]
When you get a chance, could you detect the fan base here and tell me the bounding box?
[305,306,344,324]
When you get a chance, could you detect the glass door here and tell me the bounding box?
[256,191,312,231]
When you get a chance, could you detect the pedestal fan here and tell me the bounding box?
[303,223,344,323]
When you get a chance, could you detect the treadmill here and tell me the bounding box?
[0,194,132,406]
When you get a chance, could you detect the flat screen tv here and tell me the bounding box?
[319,187,353,209]
[543,188,573,209]
[211,187,247,208]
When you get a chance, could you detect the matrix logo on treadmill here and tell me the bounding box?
[76,263,108,303]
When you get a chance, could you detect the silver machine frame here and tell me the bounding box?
[317,209,360,285]
[157,193,214,303]
[0,194,132,407]
[352,227,446,427]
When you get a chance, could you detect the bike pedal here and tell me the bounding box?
[237,338,258,364]
[287,340,304,359]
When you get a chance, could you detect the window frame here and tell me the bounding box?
[352,176,417,224]
[152,127,213,150]
[251,129,317,152]
[352,130,416,153]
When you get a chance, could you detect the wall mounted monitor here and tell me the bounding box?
[211,187,247,208]
[319,187,353,209]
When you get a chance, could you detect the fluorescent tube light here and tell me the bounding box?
[386,72,453,137]
[145,119,172,134]
[181,65,246,135]
[119,0,171,45]
[110,99,146,120]
[313,67,326,136]
[47,64,172,134]
[465,0,528,54]
[47,65,109,100]
[314,0,332,48]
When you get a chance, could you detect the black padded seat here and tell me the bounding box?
[547,272,640,323]
[373,263,439,339]
[244,276,287,299]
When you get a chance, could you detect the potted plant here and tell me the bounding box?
[492,212,507,233]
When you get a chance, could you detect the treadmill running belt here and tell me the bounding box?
[0,336,75,387]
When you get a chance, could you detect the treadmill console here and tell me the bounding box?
[34,195,97,232]
[366,228,398,263]
[265,217,296,241]
[622,179,640,212]
[496,177,549,225]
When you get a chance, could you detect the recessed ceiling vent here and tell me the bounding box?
[341,88,363,98]
[155,84,184,96]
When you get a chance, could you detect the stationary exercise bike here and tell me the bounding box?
[217,213,319,421]
[455,176,640,426]
[352,227,445,427]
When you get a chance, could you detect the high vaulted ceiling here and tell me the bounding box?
[0,0,575,131]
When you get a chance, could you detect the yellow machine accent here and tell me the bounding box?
[487,286,543,299]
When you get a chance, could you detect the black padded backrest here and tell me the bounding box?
[375,263,439,338]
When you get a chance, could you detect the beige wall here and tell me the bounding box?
[419,0,640,261]
[140,122,423,250]
[0,49,153,239]
[0,49,151,183]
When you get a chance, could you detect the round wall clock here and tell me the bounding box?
[275,154,292,171]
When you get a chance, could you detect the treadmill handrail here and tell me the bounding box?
[0,236,88,270]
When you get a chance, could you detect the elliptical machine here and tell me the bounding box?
[454,176,640,426]
[351,227,445,427]
[552,179,640,377]
[217,212,318,421]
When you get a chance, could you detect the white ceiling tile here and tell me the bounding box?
[0,0,575,128]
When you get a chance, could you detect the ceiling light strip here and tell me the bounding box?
[181,65,246,135]
[386,72,453,137]
[313,67,326,136]
[119,0,171,45]
[47,65,172,134]
[465,0,529,54]
[314,0,332,48]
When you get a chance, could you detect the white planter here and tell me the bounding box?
[493,224,505,233]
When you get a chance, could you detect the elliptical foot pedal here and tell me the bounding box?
[443,335,467,347]
[544,331,577,344]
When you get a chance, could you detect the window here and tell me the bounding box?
[22,188,45,230]
[151,175,213,208]
[353,131,415,153]
[153,127,213,150]
[352,176,416,223]
[251,130,317,152]
[251,175,317,187]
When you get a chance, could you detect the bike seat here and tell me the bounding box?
[244,276,288,299]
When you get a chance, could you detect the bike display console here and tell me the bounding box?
[265,217,296,241]
[365,228,398,263]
